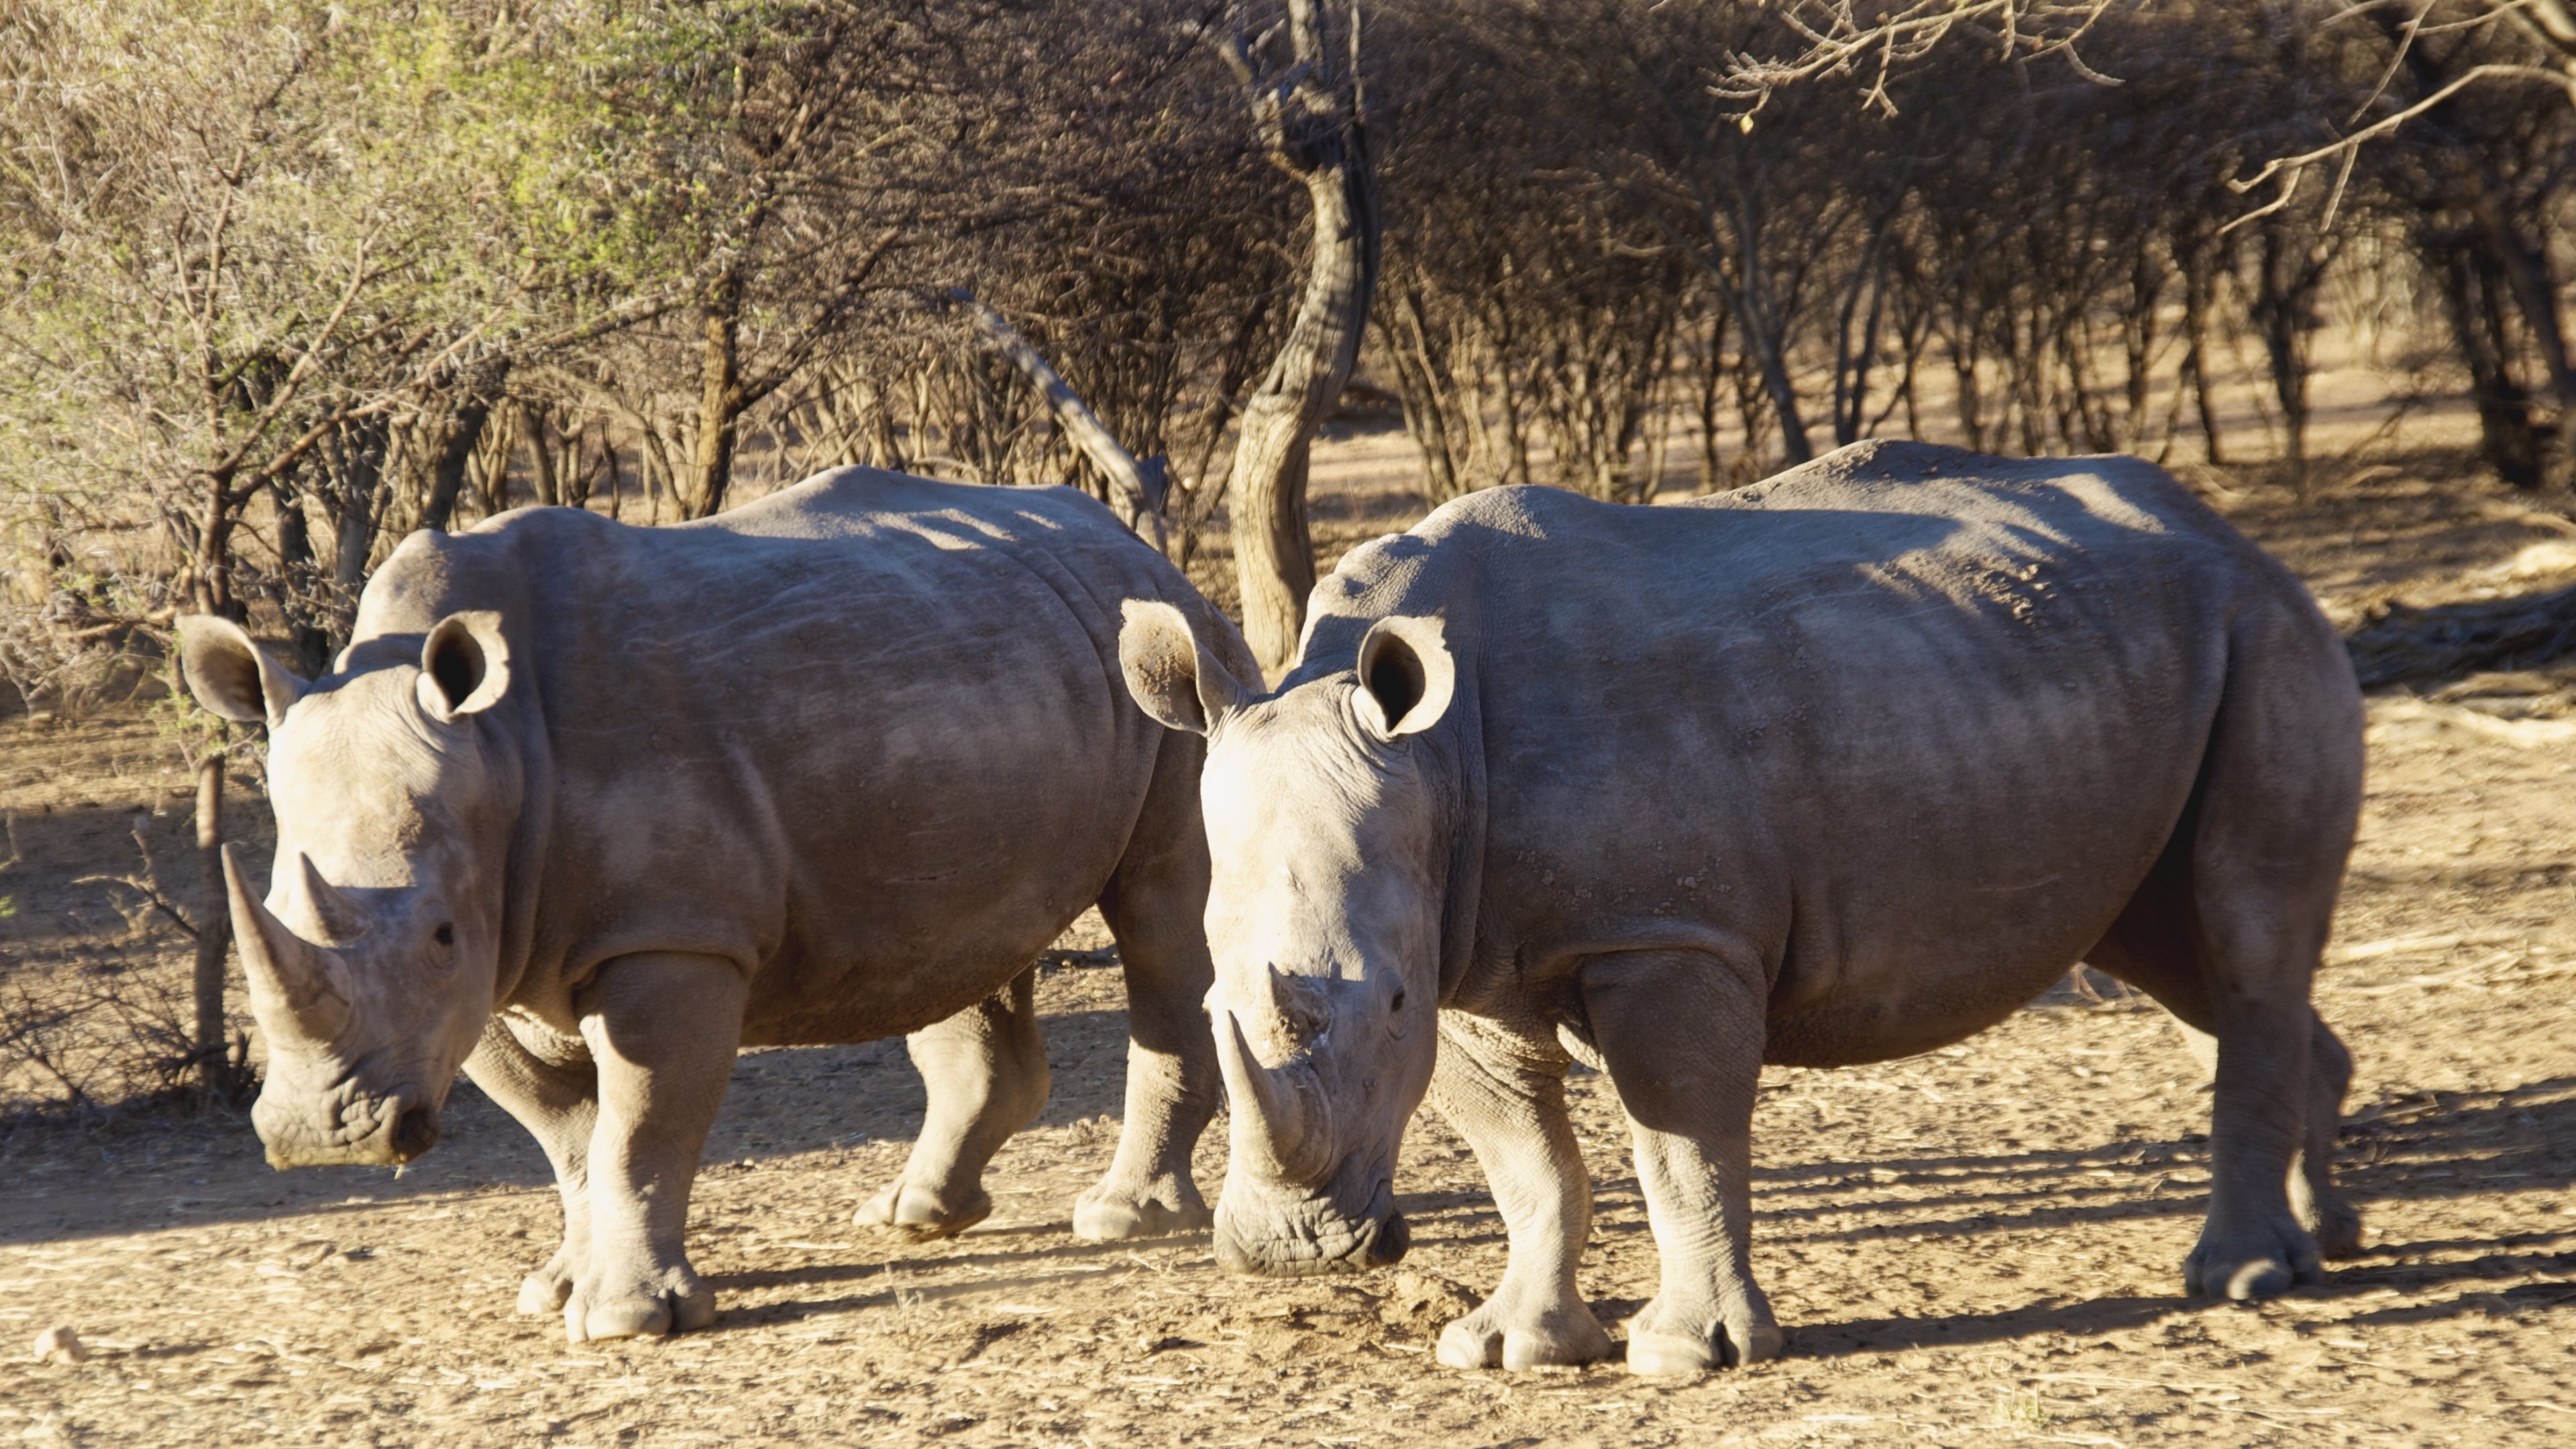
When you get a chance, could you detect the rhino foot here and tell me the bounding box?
[563,1267,715,1344]
[1434,1294,1611,1371]
[2308,1201,2366,1261]
[518,1268,574,1316]
[2185,1216,2324,1301]
[858,1182,992,1240]
[2294,1177,2365,1260]
[1071,1180,1212,1241]
[516,1242,582,1316]
[1621,1294,1782,1377]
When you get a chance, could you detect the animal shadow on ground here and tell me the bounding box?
[1788,1075,2576,1356]
[0,1000,1140,1245]
[698,1065,2576,1346]
[1386,1073,2576,1359]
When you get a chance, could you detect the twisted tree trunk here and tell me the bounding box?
[1222,0,1381,677]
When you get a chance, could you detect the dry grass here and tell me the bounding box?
[4,405,2576,1446]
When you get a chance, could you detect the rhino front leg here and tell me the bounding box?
[1580,948,1782,1376]
[860,967,1050,1239]
[567,951,747,1343]
[1426,1012,1611,1369]
[1076,784,1220,1240]
[460,1015,598,1316]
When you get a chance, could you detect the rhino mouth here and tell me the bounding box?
[1215,1174,1409,1277]
[255,1077,443,1169]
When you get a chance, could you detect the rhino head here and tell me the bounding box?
[1118,600,1458,1277]
[178,612,521,1169]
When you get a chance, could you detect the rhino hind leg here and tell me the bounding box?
[861,967,1051,1240]
[1071,739,1221,1241]
[2293,1015,2363,1257]
[460,1017,600,1317]
[1578,948,1782,1376]
[2166,1012,2363,1259]
[1422,1012,1613,1370]
[2086,632,2362,1302]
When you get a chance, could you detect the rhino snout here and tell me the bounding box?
[1214,1173,1408,1278]
[253,1087,441,1169]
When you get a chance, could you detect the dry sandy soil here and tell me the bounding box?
[6,435,2576,1447]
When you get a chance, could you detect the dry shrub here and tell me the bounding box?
[0,824,253,1146]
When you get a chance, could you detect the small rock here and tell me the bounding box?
[31,1326,85,1364]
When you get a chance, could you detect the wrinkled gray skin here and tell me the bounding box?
[1122,441,2365,1375]
[178,469,1249,1343]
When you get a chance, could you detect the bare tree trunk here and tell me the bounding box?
[193,754,235,1099]
[1697,306,1729,493]
[420,373,504,533]
[1222,0,1381,676]
[516,398,561,506]
[272,482,331,676]
[602,438,627,522]
[1384,283,1464,502]
[2433,235,2546,489]
[324,417,390,623]
[189,477,240,620]
[2251,225,2328,498]
[686,291,745,519]
[2179,248,2226,466]
[2463,195,2576,487]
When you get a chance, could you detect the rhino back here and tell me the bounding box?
[352,471,1199,1042]
[1309,442,2353,1058]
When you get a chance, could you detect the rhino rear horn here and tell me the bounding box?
[294,853,372,944]
[225,845,352,1044]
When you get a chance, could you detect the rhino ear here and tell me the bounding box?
[1120,599,1252,736]
[176,615,309,728]
[416,611,511,721]
[1352,614,1454,741]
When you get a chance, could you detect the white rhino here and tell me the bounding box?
[179,468,1252,1342]
[1120,441,2365,1375]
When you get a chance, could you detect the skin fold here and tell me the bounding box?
[181,469,1254,1342]
[1122,439,2366,1375]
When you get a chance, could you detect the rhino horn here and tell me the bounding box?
[294,852,372,943]
[225,845,352,1043]
[1218,1008,1334,1186]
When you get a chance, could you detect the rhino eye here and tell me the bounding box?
[434,923,455,948]
[1390,988,1406,1014]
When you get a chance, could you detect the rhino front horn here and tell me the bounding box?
[1218,1009,1334,1186]
[224,844,352,1043]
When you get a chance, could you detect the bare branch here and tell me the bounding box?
[945,288,1171,554]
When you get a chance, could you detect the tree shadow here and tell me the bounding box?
[1397,1076,2576,1356]
[0,998,1147,1244]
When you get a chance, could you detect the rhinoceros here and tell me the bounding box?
[178,468,1250,1342]
[1118,440,2364,1375]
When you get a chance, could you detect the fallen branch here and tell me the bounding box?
[2326,929,2520,967]
[70,828,201,941]
[944,288,1171,556]
[2365,696,2576,747]
[2345,582,2576,689]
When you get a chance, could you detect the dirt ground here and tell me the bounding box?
[7,437,2576,1447]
